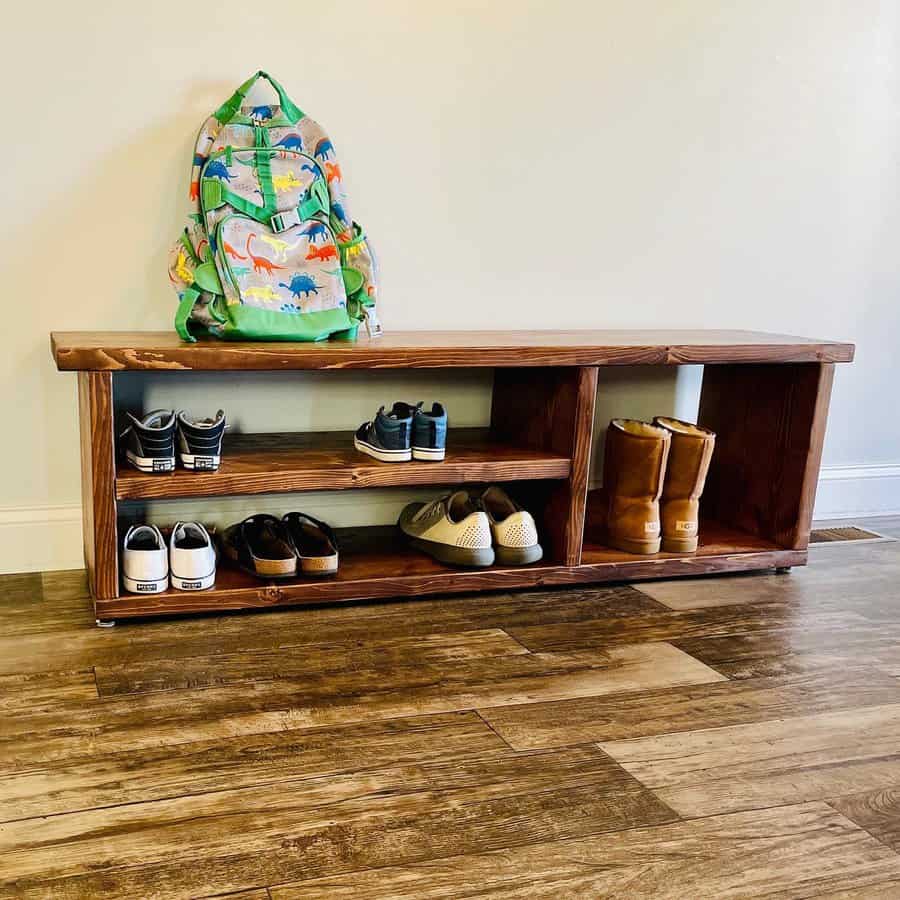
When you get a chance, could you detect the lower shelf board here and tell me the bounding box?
[96,522,807,620]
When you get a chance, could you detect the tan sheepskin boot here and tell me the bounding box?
[653,417,716,553]
[603,419,671,554]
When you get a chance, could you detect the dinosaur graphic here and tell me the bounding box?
[258,234,303,260]
[325,162,342,183]
[301,222,328,243]
[204,160,236,182]
[174,249,193,284]
[345,242,364,259]
[314,138,335,160]
[244,285,281,303]
[224,241,247,261]
[306,244,338,263]
[190,181,200,201]
[231,266,251,278]
[274,134,304,156]
[279,273,321,298]
[246,234,286,274]
[250,104,274,121]
[273,171,303,192]
[331,202,347,224]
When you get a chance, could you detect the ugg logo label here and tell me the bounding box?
[675,521,696,532]
[644,522,659,533]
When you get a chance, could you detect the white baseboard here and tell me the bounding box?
[2,467,898,574]
[0,505,84,574]
[813,464,900,521]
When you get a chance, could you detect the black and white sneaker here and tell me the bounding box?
[121,410,176,473]
[177,410,226,471]
[122,525,169,594]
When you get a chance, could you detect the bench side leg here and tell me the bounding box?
[78,371,119,600]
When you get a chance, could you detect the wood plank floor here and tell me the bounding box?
[2,515,899,898]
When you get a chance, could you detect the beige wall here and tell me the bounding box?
[2,1,899,571]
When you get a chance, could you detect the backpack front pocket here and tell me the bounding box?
[215,214,346,315]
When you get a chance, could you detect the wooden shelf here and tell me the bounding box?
[51,329,855,371]
[115,428,570,500]
[95,522,804,620]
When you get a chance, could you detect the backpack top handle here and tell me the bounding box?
[213,71,304,126]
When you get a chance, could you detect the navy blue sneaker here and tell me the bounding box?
[121,410,176,473]
[413,403,447,461]
[354,402,416,462]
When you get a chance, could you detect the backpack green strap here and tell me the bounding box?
[214,71,304,126]
[175,287,201,342]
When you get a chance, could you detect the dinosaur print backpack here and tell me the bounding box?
[168,71,381,342]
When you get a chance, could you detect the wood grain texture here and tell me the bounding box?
[600,702,900,818]
[93,523,804,620]
[115,428,571,500]
[491,367,596,564]
[269,803,900,900]
[674,627,900,679]
[5,528,900,896]
[479,667,900,750]
[51,329,856,371]
[0,643,722,770]
[0,584,659,676]
[2,745,674,897]
[77,371,118,600]
[0,711,506,821]
[93,628,528,696]
[831,788,900,853]
[698,362,834,549]
[638,538,900,612]
[504,599,870,653]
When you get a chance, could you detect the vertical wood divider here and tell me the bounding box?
[78,371,119,600]
[491,366,597,565]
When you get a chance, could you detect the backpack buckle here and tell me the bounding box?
[270,208,301,233]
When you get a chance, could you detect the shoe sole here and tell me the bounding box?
[170,571,216,591]
[609,535,661,555]
[300,554,339,576]
[662,536,699,553]
[494,543,543,566]
[122,574,168,594]
[407,536,494,567]
[354,436,411,462]
[180,453,221,472]
[125,451,175,473]
[412,446,446,461]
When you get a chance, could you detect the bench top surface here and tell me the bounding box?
[50,329,855,371]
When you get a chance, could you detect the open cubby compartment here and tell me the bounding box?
[113,477,567,618]
[581,361,834,578]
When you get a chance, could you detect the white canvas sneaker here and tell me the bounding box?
[478,485,543,565]
[398,490,494,567]
[122,525,169,594]
[169,522,216,591]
